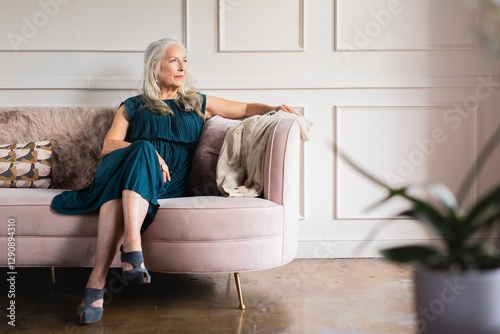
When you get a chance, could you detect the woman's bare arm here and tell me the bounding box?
[205,95,294,120]
[101,105,131,156]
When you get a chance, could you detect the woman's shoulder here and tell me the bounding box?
[121,95,143,108]
[120,95,144,120]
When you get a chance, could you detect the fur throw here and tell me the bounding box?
[0,107,115,189]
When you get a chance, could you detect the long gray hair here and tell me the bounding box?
[141,38,204,118]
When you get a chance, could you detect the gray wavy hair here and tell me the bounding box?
[141,38,204,117]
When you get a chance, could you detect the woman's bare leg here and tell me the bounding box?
[83,198,125,308]
[81,190,149,308]
[121,189,149,270]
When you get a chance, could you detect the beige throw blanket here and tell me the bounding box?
[216,110,311,197]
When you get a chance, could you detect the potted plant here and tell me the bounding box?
[336,122,500,334]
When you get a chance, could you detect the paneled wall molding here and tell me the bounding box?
[334,0,479,51]
[218,0,305,52]
[0,0,498,260]
[293,106,306,220]
[0,0,188,52]
[1,75,498,90]
[297,237,499,258]
[334,104,478,220]
[0,77,142,90]
[197,75,500,90]
[1,46,163,53]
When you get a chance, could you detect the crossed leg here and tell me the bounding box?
[82,190,149,309]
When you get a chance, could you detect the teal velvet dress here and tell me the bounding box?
[51,94,206,233]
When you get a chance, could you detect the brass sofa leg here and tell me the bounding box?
[50,267,56,284]
[234,272,245,310]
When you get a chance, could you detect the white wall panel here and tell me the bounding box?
[0,0,187,51]
[218,0,304,52]
[335,0,478,51]
[0,0,499,258]
[295,107,306,220]
[335,105,476,219]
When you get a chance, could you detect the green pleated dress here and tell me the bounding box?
[51,94,206,233]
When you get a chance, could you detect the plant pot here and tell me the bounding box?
[415,265,500,334]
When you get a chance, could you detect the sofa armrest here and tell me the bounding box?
[263,118,300,207]
[187,115,300,207]
[264,118,300,262]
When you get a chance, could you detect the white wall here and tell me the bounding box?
[1,0,499,258]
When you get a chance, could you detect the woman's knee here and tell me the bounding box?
[101,198,123,211]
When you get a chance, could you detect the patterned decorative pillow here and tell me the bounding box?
[0,140,55,188]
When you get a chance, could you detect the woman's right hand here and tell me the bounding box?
[156,152,171,182]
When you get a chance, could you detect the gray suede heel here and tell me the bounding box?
[121,251,151,285]
[76,288,106,324]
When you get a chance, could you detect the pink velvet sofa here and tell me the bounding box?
[0,107,300,308]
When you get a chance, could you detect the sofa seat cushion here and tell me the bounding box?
[1,189,101,237]
[147,196,283,242]
[0,189,284,242]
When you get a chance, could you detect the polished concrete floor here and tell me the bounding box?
[2,259,416,334]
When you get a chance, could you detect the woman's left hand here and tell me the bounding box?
[275,104,296,114]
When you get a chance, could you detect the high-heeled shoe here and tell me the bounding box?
[121,251,151,285]
[76,287,106,324]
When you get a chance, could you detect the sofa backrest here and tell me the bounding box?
[0,107,115,189]
[185,116,240,196]
[0,108,239,193]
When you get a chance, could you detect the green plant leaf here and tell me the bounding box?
[463,211,499,240]
[398,191,454,239]
[459,185,500,256]
[333,121,500,271]
[380,245,441,264]
[399,209,448,240]
[456,122,500,205]
[464,184,500,233]
[364,191,398,212]
[424,182,459,214]
[334,144,389,189]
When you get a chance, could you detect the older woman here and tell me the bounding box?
[51,37,294,324]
